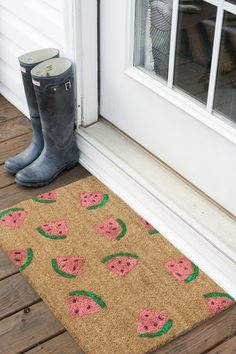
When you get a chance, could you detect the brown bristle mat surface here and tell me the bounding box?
[0,176,234,354]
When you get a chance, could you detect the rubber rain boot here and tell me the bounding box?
[15,58,78,187]
[4,48,59,174]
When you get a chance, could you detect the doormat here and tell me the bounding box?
[0,176,234,354]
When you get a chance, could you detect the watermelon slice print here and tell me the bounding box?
[140,217,159,235]
[137,308,173,338]
[0,208,27,228]
[51,256,85,278]
[80,191,109,210]
[8,248,33,271]
[102,252,139,276]
[165,256,199,283]
[95,217,127,241]
[32,190,57,203]
[68,290,107,318]
[203,292,235,315]
[36,220,68,240]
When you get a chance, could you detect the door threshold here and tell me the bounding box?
[76,120,236,297]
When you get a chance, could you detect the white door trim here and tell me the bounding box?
[76,121,236,298]
[65,0,98,126]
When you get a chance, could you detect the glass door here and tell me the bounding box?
[100,0,236,216]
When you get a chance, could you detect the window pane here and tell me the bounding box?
[134,0,173,81]
[214,11,236,123]
[174,1,216,104]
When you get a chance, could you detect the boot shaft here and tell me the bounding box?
[19,48,59,118]
[31,58,76,151]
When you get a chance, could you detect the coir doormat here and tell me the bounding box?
[0,176,234,354]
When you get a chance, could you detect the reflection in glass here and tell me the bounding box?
[214,11,236,123]
[174,1,216,104]
[134,0,172,81]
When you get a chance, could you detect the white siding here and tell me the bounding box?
[0,0,67,116]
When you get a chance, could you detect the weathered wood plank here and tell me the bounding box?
[0,95,8,105]
[0,133,32,165]
[25,332,84,354]
[0,273,40,320]
[152,305,236,354]
[0,103,23,123]
[0,302,65,354]
[207,335,236,354]
[0,116,32,143]
[0,165,15,189]
[0,249,18,280]
[0,165,90,210]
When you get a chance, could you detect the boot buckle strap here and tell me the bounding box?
[64,81,71,91]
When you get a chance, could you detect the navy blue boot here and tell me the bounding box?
[15,58,79,187]
[4,48,59,174]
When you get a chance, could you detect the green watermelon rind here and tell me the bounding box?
[148,229,159,235]
[69,290,107,309]
[32,198,56,204]
[102,252,139,264]
[184,262,199,283]
[51,258,76,279]
[20,248,33,271]
[87,194,109,210]
[36,226,67,240]
[203,292,235,301]
[115,219,127,240]
[0,208,24,219]
[139,319,173,338]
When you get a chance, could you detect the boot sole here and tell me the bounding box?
[15,161,78,188]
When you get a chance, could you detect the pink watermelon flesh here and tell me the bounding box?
[80,192,103,208]
[95,217,121,240]
[56,256,85,275]
[68,295,101,318]
[8,249,27,267]
[165,257,193,282]
[137,309,168,334]
[41,220,68,237]
[205,297,234,315]
[106,256,139,276]
[140,217,156,232]
[36,191,57,201]
[0,210,27,228]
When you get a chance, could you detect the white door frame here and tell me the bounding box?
[65,0,98,127]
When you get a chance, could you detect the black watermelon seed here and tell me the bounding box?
[145,314,149,317]
[121,269,124,273]
[75,309,79,314]
[111,266,114,268]
[144,326,148,330]
[223,300,226,303]
[158,315,164,320]
[179,260,183,263]
[13,220,16,223]
[211,301,215,305]
[118,261,122,264]
[72,299,77,303]
[170,264,174,267]
[127,262,131,266]
[153,323,157,327]
[87,305,91,309]
[176,272,181,277]
[15,259,20,262]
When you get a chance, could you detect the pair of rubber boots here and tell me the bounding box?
[4,48,78,187]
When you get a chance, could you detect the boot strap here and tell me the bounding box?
[46,81,72,94]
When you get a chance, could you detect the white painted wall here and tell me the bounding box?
[0,0,66,116]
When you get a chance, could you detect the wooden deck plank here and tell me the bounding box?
[207,335,236,353]
[0,103,23,123]
[0,249,18,280]
[24,332,84,354]
[0,95,8,105]
[0,116,32,143]
[153,305,236,354]
[0,273,40,320]
[0,133,32,165]
[0,302,65,354]
[0,165,89,210]
[0,165,15,189]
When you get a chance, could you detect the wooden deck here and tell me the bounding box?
[0,95,236,353]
